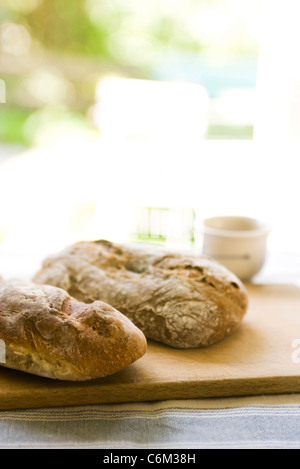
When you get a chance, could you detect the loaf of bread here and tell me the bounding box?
[0,278,146,380]
[33,240,248,349]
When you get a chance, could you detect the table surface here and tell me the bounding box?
[0,249,300,449]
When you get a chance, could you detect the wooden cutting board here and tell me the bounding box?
[1,283,300,410]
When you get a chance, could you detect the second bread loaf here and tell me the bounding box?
[33,240,248,349]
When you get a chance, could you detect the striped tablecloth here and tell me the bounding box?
[0,395,300,449]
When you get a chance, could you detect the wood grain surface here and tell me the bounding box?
[0,283,300,410]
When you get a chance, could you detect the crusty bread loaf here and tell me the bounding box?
[33,240,248,349]
[0,278,146,380]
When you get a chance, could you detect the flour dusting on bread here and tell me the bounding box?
[33,240,248,348]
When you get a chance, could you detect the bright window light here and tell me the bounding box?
[94,76,210,144]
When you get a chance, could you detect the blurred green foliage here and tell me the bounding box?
[0,0,261,145]
[25,1,110,59]
[0,107,30,143]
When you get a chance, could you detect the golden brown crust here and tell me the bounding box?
[0,278,147,380]
[33,240,248,349]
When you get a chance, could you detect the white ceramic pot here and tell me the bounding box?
[202,216,270,281]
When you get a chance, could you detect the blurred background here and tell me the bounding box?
[0,0,299,278]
